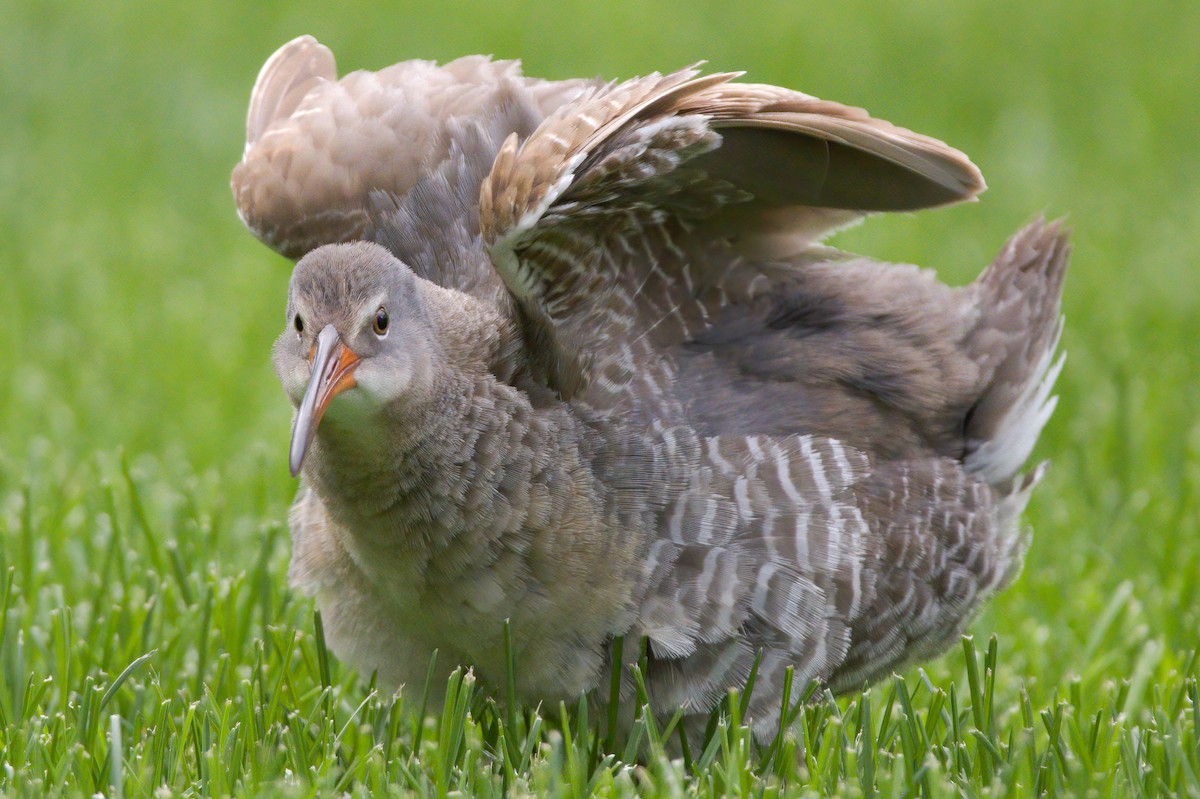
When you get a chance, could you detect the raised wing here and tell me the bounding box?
[678,82,986,257]
[479,68,985,411]
[232,36,598,260]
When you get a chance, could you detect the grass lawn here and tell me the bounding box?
[1,0,1197,795]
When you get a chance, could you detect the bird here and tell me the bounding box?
[233,35,1068,740]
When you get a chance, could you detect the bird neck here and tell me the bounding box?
[303,365,594,565]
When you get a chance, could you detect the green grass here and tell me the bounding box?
[1,0,1197,795]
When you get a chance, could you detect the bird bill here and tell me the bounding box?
[289,324,360,476]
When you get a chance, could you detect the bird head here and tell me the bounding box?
[273,242,441,476]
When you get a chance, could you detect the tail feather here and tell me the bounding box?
[963,219,1070,484]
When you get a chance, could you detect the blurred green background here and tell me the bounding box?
[1,0,1197,697]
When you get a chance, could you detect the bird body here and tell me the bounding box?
[236,36,1069,738]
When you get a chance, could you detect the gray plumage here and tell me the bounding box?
[235,36,1069,739]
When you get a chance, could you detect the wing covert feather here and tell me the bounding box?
[478,67,985,404]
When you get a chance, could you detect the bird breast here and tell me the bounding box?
[291,368,654,698]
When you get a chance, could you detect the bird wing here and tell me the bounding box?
[478,67,984,410]
[232,36,597,261]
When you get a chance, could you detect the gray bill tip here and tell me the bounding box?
[288,324,359,477]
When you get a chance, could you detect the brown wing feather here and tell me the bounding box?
[479,68,732,247]
[232,37,595,260]
[676,82,986,258]
[244,35,337,147]
[479,67,987,408]
[680,82,985,202]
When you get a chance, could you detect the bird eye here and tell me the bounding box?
[373,307,389,336]
[294,314,304,335]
